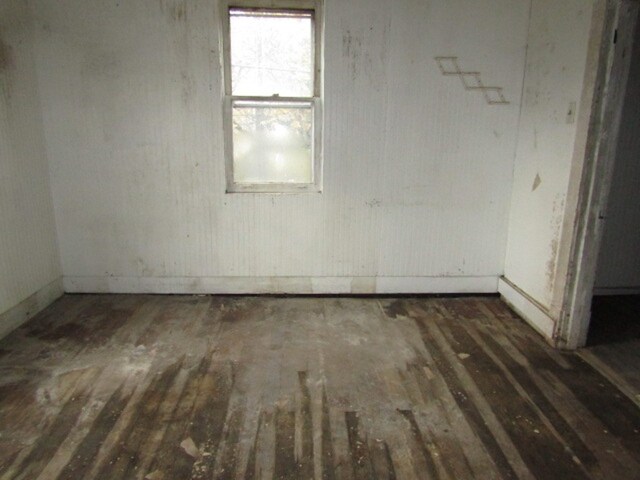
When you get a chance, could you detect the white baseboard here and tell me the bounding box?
[63,275,499,295]
[0,277,64,340]
[592,286,640,296]
[498,277,557,341]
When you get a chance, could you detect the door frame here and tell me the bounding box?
[554,0,639,349]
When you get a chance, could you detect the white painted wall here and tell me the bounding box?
[502,0,596,325]
[0,1,62,335]
[595,19,640,292]
[32,0,531,294]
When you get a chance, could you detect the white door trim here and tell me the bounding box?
[555,0,639,349]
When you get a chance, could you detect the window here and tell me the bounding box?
[221,0,323,193]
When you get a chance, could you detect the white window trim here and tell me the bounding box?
[220,0,324,193]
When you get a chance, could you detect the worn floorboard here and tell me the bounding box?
[0,295,639,479]
[580,340,640,410]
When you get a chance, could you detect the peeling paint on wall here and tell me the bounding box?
[545,194,565,295]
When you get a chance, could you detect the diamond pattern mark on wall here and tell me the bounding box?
[435,56,509,105]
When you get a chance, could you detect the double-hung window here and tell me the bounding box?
[221,0,323,193]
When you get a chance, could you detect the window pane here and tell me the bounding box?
[230,9,313,97]
[232,101,313,184]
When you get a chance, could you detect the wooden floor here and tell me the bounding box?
[0,295,639,480]
[581,340,640,409]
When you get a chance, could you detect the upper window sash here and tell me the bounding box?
[221,0,322,99]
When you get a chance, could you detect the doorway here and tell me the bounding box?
[587,14,640,346]
[557,0,639,349]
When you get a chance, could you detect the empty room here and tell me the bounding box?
[1,0,639,478]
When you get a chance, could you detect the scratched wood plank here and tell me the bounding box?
[0,295,638,480]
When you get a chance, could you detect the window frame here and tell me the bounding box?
[220,0,323,193]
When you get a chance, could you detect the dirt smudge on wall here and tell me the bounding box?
[532,173,542,192]
[341,21,389,91]
[0,36,13,72]
[0,32,14,103]
[159,0,187,23]
[342,30,362,81]
[171,1,187,22]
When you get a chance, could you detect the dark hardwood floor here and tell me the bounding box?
[0,295,639,479]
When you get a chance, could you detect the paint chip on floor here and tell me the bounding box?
[180,437,200,458]
[145,470,165,480]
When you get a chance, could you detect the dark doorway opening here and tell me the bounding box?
[587,295,640,346]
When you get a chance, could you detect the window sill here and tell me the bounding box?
[226,183,322,194]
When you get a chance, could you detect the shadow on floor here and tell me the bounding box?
[587,295,640,346]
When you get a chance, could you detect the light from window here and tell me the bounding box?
[222,3,322,192]
[232,100,313,184]
[230,10,313,97]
